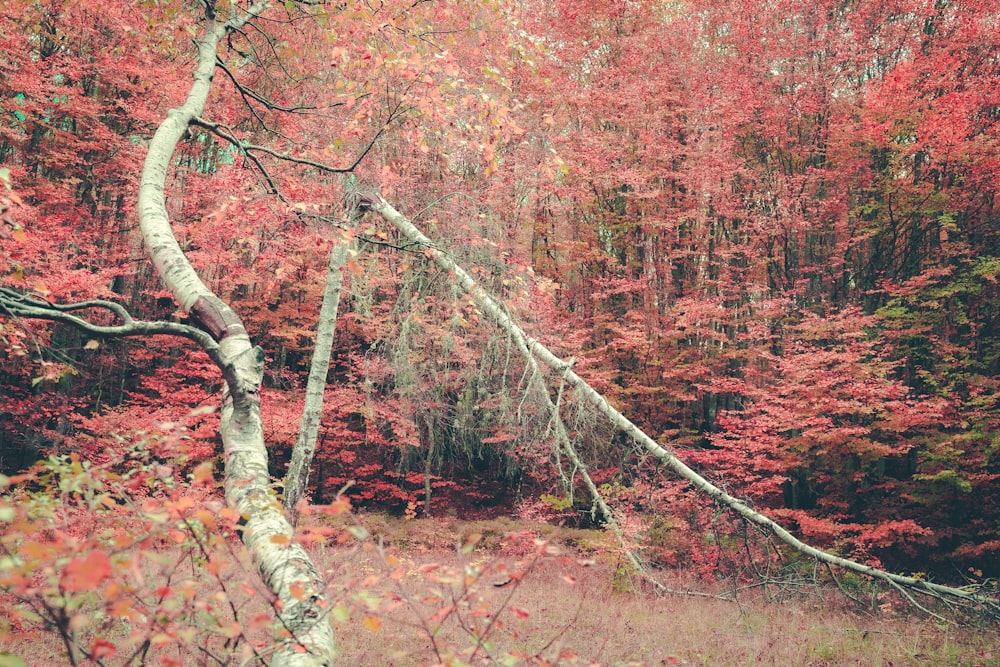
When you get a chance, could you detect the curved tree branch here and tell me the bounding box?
[192,112,392,175]
[0,288,241,391]
[137,3,336,665]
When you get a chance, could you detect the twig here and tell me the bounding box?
[215,55,321,113]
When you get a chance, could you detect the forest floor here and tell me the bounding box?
[319,514,1000,667]
[3,514,999,666]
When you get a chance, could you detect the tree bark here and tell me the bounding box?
[285,234,354,523]
[364,192,999,617]
[137,4,335,664]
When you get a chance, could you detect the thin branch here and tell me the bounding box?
[298,210,428,251]
[886,577,951,623]
[192,115,391,174]
[0,288,242,404]
[215,56,323,114]
[243,19,302,83]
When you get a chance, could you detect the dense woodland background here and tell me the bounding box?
[1,0,998,581]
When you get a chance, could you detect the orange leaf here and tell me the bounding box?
[20,541,50,560]
[104,580,122,599]
[321,497,351,516]
[62,551,112,592]
[195,509,217,529]
[192,462,215,484]
[221,621,242,639]
[110,598,136,619]
[363,615,382,632]
[219,507,241,524]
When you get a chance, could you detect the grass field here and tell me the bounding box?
[3,514,998,666]
[321,515,1000,667]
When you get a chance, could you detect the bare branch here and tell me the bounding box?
[215,56,323,114]
[192,115,391,174]
[0,288,242,399]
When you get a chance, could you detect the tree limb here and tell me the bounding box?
[215,55,322,114]
[364,192,1000,621]
[0,288,242,394]
[192,113,390,175]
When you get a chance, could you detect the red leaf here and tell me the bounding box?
[91,638,117,659]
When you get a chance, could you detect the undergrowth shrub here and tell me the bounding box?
[0,445,270,666]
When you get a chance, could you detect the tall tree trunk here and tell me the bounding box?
[285,233,354,522]
[137,5,335,664]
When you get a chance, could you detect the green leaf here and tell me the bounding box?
[460,532,481,554]
[332,603,349,623]
[0,654,27,667]
[971,256,1000,280]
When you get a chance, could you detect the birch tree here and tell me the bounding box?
[2,3,339,664]
[284,232,355,523]
[355,191,1000,620]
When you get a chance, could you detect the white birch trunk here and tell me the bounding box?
[285,235,354,521]
[365,193,996,614]
[137,5,335,664]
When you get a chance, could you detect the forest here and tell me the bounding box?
[1,0,999,665]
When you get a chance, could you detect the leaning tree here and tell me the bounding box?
[1,0,516,662]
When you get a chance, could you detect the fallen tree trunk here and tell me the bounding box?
[361,191,999,620]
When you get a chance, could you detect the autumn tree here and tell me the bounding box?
[2,0,540,662]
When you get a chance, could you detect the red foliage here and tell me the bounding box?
[1,0,998,578]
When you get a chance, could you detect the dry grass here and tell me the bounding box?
[315,515,1000,667]
[3,514,999,666]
